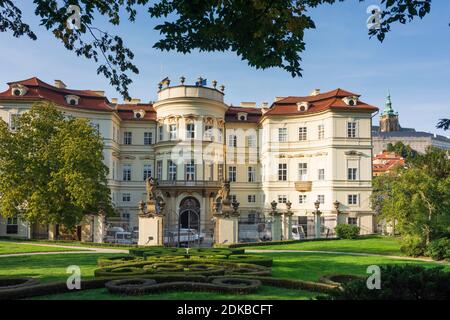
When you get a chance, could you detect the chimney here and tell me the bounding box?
[125,98,141,104]
[240,102,256,108]
[310,88,320,96]
[54,80,67,89]
[261,102,269,108]
[93,90,105,97]
[274,97,286,102]
[111,98,118,104]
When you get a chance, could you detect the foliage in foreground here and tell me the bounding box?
[327,265,450,300]
[0,102,114,227]
[372,147,450,259]
[0,0,434,98]
[334,224,360,240]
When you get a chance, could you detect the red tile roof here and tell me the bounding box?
[0,77,112,111]
[116,103,156,121]
[225,106,262,123]
[265,88,378,116]
[373,151,405,175]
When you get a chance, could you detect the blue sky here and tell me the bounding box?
[0,1,449,136]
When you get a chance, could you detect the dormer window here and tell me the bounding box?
[237,112,248,121]
[134,110,146,119]
[65,95,80,106]
[342,96,358,106]
[297,102,310,112]
[11,85,28,97]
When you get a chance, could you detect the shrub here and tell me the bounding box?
[97,255,138,267]
[319,274,364,286]
[0,278,40,291]
[326,265,450,300]
[335,224,360,239]
[426,238,450,261]
[400,235,426,257]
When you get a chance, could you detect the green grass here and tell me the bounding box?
[245,236,403,256]
[0,241,83,255]
[0,253,122,282]
[258,252,450,282]
[1,248,448,300]
[32,286,317,300]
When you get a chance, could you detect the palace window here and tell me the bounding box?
[348,217,358,225]
[298,163,308,181]
[218,128,223,143]
[156,161,163,181]
[298,127,307,141]
[143,165,152,181]
[247,135,256,148]
[318,169,325,181]
[123,132,132,145]
[348,194,358,205]
[186,123,195,139]
[278,128,287,142]
[185,161,195,181]
[122,193,131,202]
[122,165,131,181]
[10,114,20,131]
[169,124,177,140]
[278,163,287,181]
[317,194,325,204]
[347,122,357,138]
[299,194,307,204]
[230,195,237,203]
[248,167,256,182]
[348,168,358,180]
[168,160,177,181]
[228,134,237,147]
[144,132,153,145]
[159,125,164,141]
[278,195,288,204]
[228,166,237,182]
[204,125,213,141]
[218,164,224,180]
[318,124,325,140]
[248,195,256,203]
[6,217,18,234]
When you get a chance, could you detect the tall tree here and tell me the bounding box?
[371,147,450,245]
[386,141,418,161]
[0,102,113,227]
[0,0,434,99]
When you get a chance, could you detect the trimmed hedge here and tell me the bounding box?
[97,255,139,267]
[225,255,273,267]
[0,278,40,291]
[319,274,364,286]
[217,237,339,248]
[105,277,261,296]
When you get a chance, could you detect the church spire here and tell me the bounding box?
[382,91,396,116]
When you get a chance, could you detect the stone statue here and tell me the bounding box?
[214,181,235,217]
[146,177,156,201]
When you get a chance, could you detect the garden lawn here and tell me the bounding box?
[260,252,450,282]
[245,236,403,256]
[0,242,83,255]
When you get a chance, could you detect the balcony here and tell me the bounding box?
[295,181,312,192]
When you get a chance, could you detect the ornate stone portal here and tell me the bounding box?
[213,181,240,244]
[138,177,166,246]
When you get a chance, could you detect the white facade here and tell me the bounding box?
[0,78,378,240]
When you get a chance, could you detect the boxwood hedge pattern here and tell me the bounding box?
[94,260,271,278]
[0,277,40,291]
[105,277,262,296]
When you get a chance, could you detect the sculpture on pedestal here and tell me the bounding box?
[270,200,283,241]
[284,200,294,240]
[214,181,239,218]
[140,177,166,218]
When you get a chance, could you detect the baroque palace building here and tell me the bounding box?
[0,77,378,241]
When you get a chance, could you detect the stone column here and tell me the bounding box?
[93,213,106,243]
[270,200,283,241]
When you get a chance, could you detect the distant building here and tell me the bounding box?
[372,94,450,154]
[373,151,405,176]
